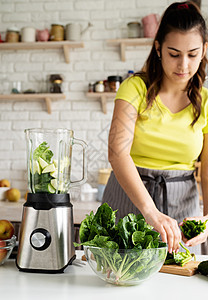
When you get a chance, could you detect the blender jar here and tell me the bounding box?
[25,128,87,194]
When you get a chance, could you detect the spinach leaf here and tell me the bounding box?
[33,142,53,163]
[164,243,196,267]
[180,219,208,240]
[79,211,95,243]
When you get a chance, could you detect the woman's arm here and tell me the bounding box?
[182,133,208,247]
[108,99,181,253]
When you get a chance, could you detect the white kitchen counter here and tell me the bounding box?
[0,198,100,224]
[0,251,208,300]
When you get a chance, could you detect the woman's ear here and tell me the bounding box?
[155,40,161,58]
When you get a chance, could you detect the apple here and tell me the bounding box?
[0,240,7,263]
[6,188,21,202]
[0,179,10,187]
[0,220,14,240]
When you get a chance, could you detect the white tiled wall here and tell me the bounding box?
[0,0,207,195]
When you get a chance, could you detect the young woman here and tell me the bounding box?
[102,1,208,254]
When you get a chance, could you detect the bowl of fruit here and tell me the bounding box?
[75,203,167,286]
[0,220,16,265]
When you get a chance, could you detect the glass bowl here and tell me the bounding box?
[84,245,167,286]
[0,235,16,265]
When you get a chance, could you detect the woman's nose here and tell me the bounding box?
[178,56,188,71]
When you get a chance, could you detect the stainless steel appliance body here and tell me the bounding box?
[16,193,76,273]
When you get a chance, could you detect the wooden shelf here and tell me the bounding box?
[107,38,153,61]
[0,41,84,63]
[86,92,116,113]
[0,93,65,114]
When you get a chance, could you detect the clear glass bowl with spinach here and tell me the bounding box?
[74,203,167,285]
[84,245,167,286]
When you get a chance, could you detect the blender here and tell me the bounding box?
[16,129,87,273]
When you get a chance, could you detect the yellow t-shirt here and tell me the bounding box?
[115,76,208,170]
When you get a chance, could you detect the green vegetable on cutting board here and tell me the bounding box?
[180,219,208,240]
[164,242,196,267]
[74,203,167,283]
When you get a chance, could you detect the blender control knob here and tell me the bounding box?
[30,228,51,251]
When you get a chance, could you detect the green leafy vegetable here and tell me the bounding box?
[197,260,208,276]
[74,203,167,284]
[164,243,196,267]
[180,219,208,240]
[29,142,70,194]
[33,142,53,163]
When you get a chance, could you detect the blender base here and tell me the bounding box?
[16,254,76,274]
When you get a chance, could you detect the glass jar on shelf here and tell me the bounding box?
[107,76,122,92]
[95,81,104,92]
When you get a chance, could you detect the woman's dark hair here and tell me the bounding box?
[136,1,207,126]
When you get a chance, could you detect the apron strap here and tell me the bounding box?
[140,173,194,215]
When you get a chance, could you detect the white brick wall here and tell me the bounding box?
[0,0,207,196]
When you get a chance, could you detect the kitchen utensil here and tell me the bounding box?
[21,27,36,42]
[160,260,200,276]
[84,245,167,285]
[16,128,87,273]
[65,22,92,41]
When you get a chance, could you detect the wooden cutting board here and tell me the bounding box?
[159,261,200,276]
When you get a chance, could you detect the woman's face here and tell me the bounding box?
[155,29,207,87]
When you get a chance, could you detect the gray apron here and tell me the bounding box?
[102,166,201,254]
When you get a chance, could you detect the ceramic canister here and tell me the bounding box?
[21,27,36,42]
[66,23,81,41]
[50,24,64,41]
[142,14,159,38]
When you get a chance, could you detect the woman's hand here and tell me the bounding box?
[144,209,181,253]
[179,216,208,247]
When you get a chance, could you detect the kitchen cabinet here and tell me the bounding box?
[86,92,116,113]
[0,40,84,63]
[107,38,153,61]
[0,93,65,114]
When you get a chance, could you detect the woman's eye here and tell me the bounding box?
[188,54,197,58]
[169,53,179,57]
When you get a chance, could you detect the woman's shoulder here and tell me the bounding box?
[115,75,147,111]
[121,75,147,91]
